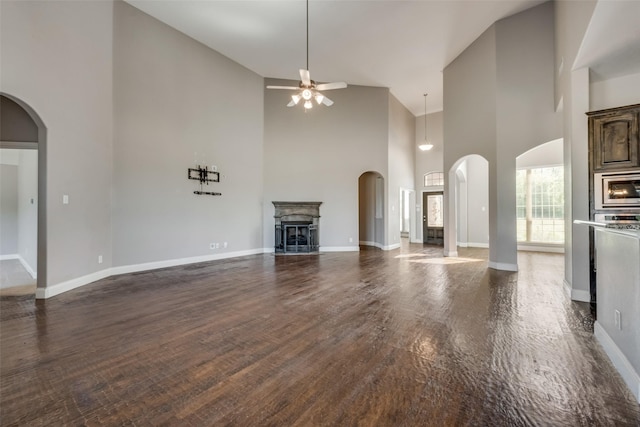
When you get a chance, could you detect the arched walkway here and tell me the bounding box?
[0,93,47,291]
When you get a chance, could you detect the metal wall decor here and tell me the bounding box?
[188,165,221,196]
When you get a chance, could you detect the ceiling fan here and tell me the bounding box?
[266,0,347,110]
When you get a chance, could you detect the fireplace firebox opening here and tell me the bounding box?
[273,202,321,254]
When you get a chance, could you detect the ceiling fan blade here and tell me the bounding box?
[287,100,296,107]
[267,85,299,90]
[321,95,334,106]
[300,69,311,86]
[316,82,347,91]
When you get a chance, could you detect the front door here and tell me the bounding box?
[423,191,444,245]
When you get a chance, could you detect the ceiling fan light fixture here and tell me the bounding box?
[265,0,346,110]
[419,143,434,151]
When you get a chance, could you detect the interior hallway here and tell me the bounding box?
[1,244,639,425]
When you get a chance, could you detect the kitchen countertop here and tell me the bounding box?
[574,220,640,237]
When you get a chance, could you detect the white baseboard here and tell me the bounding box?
[562,279,591,302]
[444,250,458,257]
[110,248,266,276]
[36,268,112,299]
[518,244,564,253]
[467,242,489,249]
[320,246,360,252]
[383,243,401,251]
[563,279,572,298]
[0,253,37,278]
[18,255,37,279]
[488,261,518,272]
[594,321,640,403]
[571,288,591,303]
[360,240,379,248]
[37,248,267,300]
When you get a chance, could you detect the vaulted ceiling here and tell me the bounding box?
[125,1,640,116]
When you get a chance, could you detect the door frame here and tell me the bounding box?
[423,190,444,245]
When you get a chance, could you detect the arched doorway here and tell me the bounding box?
[358,171,385,249]
[0,93,47,294]
[515,138,564,252]
[445,155,489,256]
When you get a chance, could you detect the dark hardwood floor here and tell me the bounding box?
[2,243,639,426]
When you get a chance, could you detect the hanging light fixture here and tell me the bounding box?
[418,93,434,151]
[265,0,347,110]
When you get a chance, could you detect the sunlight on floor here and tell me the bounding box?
[394,253,484,264]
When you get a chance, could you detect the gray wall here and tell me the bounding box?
[112,1,265,266]
[263,82,389,250]
[444,2,561,267]
[387,94,416,247]
[555,0,597,301]
[443,25,497,257]
[1,0,114,286]
[1,164,18,255]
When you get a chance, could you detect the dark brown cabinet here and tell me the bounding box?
[588,104,640,172]
[586,103,640,305]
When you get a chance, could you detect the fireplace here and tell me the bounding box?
[273,201,321,254]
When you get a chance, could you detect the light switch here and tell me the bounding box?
[63,195,69,204]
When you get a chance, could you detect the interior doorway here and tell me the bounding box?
[358,171,385,249]
[399,188,414,241]
[0,93,46,295]
[423,191,444,245]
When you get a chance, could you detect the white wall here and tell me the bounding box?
[263,82,389,251]
[466,156,489,247]
[590,72,640,111]
[517,138,564,169]
[1,0,114,288]
[0,163,18,256]
[0,148,38,274]
[18,150,38,275]
[112,1,265,266]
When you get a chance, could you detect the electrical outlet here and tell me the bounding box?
[63,194,69,204]
[614,310,621,330]
[349,237,353,243]
[215,243,220,249]
[98,255,103,264]
[223,242,228,248]
[210,243,215,250]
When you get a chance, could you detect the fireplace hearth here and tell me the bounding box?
[273,201,321,254]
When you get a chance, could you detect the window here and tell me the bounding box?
[424,172,444,187]
[516,166,564,244]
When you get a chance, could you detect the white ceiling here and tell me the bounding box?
[124,0,545,116]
